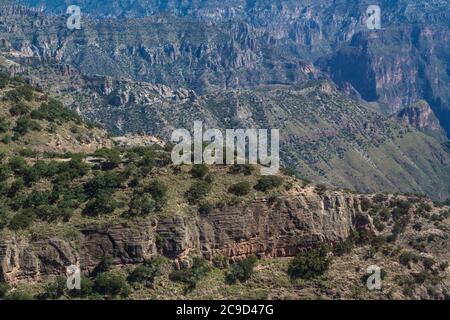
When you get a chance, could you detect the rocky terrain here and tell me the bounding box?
[59,77,450,200]
[1,1,449,137]
[0,1,449,300]
[0,77,449,300]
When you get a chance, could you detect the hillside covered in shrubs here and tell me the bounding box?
[0,75,449,300]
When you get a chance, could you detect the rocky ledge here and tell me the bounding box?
[0,188,372,284]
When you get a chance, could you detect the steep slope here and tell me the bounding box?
[0,80,448,300]
[1,52,448,200]
[0,72,111,154]
[396,100,446,140]
[3,2,449,136]
[57,77,450,200]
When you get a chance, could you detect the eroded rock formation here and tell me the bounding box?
[0,189,372,283]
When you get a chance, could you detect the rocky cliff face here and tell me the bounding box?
[3,1,450,136]
[396,100,444,135]
[0,188,370,283]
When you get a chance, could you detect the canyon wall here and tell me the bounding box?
[0,190,370,283]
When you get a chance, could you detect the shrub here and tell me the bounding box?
[372,217,385,231]
[228,181,251,196]
[198,202,214,215]
[225,255,258,284]
[24,191,50,208]
[360,197,372,211]
[169,257,211,292]
[287,245,332,280]
[333,239,354,256]
[254,176,283,192]
[204,173,215,184]
[35,205,61,222]
[94,271,130,297]
[127,256,167,287]
[83,191,118,216]
[59,157,90,180]
[5,84,34,102]
[7,178,24,198]
[0,164,12,180]
[39,276,67,300]
[13,116,41,136]
[5,290,34,300]
[379,208,390,221]
[212,255,229,269]
[0,205,10,229]
[9,209,35,230]
[0,282,10,298]
[228,164,255,176]
[190,164,209,179]
[93,256,114,275]
[23,160,50,185]
[84,172,121,197]
[9,102,30,116]
[185,181,211,204]
[145,179,168,209]
[14,85,34,101]
[280,166,297,177]
[0,117,9,132]
[398,250,421,267]
[31,99,81,123]
[8,156,28,175]
[0,77,7,89]
[1,134,11,144]
[93,148,122,170]
[393,216,410,235]
[127,193,155,217]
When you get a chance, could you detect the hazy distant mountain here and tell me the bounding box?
[12,0,450,136]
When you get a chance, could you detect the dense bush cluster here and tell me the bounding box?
[228,181,251,196]
[5,85,34,102]
[0,155,92,229]
[145,179,168,210]
[31,99,82,123]
[185,180,211,204]
[288,245,332,280]
[169,257,211,292]
[254,175,283,192]
[128,256,167,287]
[225,255,258,284]
[190,164,209,179]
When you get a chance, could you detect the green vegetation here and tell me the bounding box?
[126,193,155,217]
[169,257,211,292]
[228,164,254,176]
[225,255,258,284]
[9,102,30,116]
[13,116,41,136]
[5,85,34,102]
[228,181,251,196]
[190,164,210,179]
[288,245,332,280]
[128,256,167,287]
[0,282,10,298]
[185,181,211,204]
[94,271,130,297]
[0,75,448,301]
[145,179,168,209]
[254,176,283,192]
[31,99,81,123]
